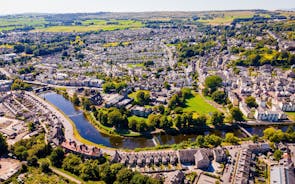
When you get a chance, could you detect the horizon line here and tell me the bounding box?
[0,8,294,16]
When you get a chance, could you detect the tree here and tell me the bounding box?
[196,135,205,147]
[136,120,149,132]
[168,94,180,109]
[205,75,223,93]
[81,97,92,110]
[135,91,150,106]
[14,44,25,53]
[50,147,65,168]
[62,154,82,175]
[286,126,294,134]
[273,150,283,161]
[0,133,8,156]
[102,82,116,93]
[159,116,172,129]
[225,133,239,144]
[14,145,28,160]
[99,163,112,183]
[27,155,38,167]
[245,96,258,108]
[211,112,225,126]
[40,160,51,173]
[80,160,100,181]
[248,54,261,66]
[130,173,146,184]
[72,93,80,106]
[251,134,259,143]
[110,163,124,183]
[164,82,171,90]
[230,107,244,122]
[108,109,128,129]
[263,127,277,140]
[11,79,32,91]
[211,91,227,104]
[157,105,165,114]
[205,134,222,147]
[116,168,134,184]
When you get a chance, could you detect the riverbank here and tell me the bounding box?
[84,112,143,138]
[31,92,117,153]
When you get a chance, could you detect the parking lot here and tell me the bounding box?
[0,158,21,181]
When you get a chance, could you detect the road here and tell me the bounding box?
[50,167,82,184]
[0,68,14,79]
[24,80,103,91]
[162,43,176,68]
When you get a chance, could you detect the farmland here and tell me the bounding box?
[35,19,144,32]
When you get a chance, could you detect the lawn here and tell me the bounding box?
[127,63,144,68]
[128,115,147,122]
[128,90,149,99]
[183,93,219,116]
[286,112,295,122]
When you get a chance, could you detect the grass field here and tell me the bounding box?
[127,63,145,68]
[128,115,147,122]
[128,90,150,99]
[183,93,219,116]
[0,16,47,31]
[198,11,255,25]
[35,19,144,32]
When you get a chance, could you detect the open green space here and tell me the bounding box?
[35,19,144,32]
[183,93,219,115]
[128,90,149,99]
[128,115,147,122]
[127,63,145,68]
[198,11,255,25]
[0,16,47,31]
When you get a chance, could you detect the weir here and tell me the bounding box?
[238,125,253,137]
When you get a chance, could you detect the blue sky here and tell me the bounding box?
[1,0,294,14]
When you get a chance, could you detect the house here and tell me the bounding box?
[228,91,239,106]
[194,149,213,169]
[164,170,185,184]
[0,80,13,92]
[279,101,295,112]
[178,149,198,164]
[234,149,251,184]
[104,94,125,108]
[254,109,279,122]
[131,105,152,117]
[239,102,254,119]
[270,165,295,184]
[88,79,104,88]
[89,93,103,105]
[213,147,226,163]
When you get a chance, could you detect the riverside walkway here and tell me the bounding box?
[27,92,116,156]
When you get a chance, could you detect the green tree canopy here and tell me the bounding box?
[205,75,223,93]
[245,96,258,108]
[50,147,65,168]
[230,107,244,122]
[211,112,225,126]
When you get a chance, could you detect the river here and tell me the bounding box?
[40,92,290,149]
